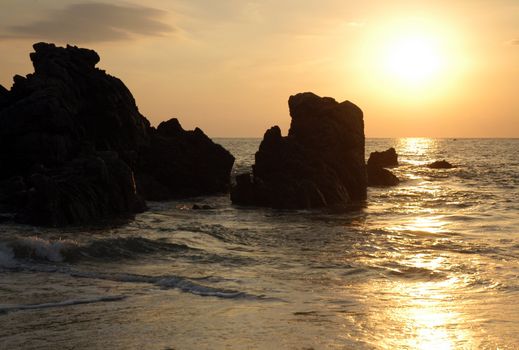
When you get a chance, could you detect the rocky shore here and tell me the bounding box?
[0,43,234,226]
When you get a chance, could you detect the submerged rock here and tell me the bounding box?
[367,165,399,187]
[0,43,234,226]
[428,160,454,169]
[367,148,399,187]
[231,92,366,209]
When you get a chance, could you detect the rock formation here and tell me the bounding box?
[231,92,366,209]
[367,148,399,187]
[428,160,453,169]
[367,148,398,168]
[0,43,234,226]
[137,118,234,200]
[367,165,399,187]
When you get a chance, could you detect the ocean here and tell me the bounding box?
[1,138,518,349]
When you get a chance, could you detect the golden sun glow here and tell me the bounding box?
[358,18,462,102]
[384,35,444,85]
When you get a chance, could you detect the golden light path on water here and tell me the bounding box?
[359,137,474,349]
[2,138,519,349]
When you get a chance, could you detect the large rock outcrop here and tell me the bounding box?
[0,43,234,226]
[231,92,366,209]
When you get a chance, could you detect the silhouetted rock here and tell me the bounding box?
[192,204,213,210]
[21,153,145,226]
[428,160,453,169]
[0,43,234,226]
[137,119,234,200]
[0,214,14,223]
[231,92,366,209]
[366,147,400,187]
[367,148,398,168]
[0,176,27,213]
[0,85,8,108]
[367,166,399,187]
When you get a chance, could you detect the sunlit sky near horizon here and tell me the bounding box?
[1,0,518,137]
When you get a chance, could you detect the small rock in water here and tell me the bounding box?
[366,148,399,187]
[367,166,399,187]
[367,147,398,168]
[428,160,454,169]
[192,204,213,210]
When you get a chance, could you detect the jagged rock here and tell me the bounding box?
[0,43,234,226]
[137,119,234,200]
[0,85,8,108]
[231,92,366,209]
[0,214,15,223]
[367,148,398,168]
[0,176,27,213]
[367,147,399,187]
[428,160,453,169]
[21,153,146,226]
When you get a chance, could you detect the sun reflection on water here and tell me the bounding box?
[398,137,436,156]
[388,216,448,235]
[389,277,469,350]
[356,137,487,348]
[360,268,472,349]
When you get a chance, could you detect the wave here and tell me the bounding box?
[362,262,448,281]
[10,236,78,262]
[0,295,127,315]
[1,236,196,263]
[70,271,255,299]
[76,236,195,260]
[1,255,262,300]
[382,265,447,280]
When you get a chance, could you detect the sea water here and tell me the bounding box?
[1,138,518,349]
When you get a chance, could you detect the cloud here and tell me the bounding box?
[510,39,519,45]
[1,2,174,43]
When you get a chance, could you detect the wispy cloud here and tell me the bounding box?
[510,39,519,45]
[1,2,174,43]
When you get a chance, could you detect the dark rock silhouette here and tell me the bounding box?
[0,85,8,107]
[192,204,213,210]
[231,92,366,209]
[367,148,399,187]
[0,43,234,226]
[367,147,398,168]
[137,118,234,201]
[367,165,399,187]
[428,160,454,169]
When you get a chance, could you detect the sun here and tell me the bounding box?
[384,35,444,85]
[357,18,458,98]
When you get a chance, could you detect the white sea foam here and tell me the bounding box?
[16,236,77,262]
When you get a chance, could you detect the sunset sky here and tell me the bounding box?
[1,0,518,137]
